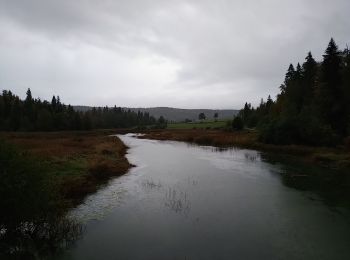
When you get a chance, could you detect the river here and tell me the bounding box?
[56,134,350,260]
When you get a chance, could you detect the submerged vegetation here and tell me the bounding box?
[238,39,350,146]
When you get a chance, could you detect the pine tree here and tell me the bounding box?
[25,88,32,103]
[302,52,318,106]
[284,64,295,85]
[341,47,350,135]
[317,38,344,134]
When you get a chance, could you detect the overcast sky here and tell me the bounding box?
[0,0,349,109]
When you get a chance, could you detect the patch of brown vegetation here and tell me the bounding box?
[139,129,258,148]
[0,130,132,205]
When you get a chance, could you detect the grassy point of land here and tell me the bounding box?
[167,120,228,130]
[1,130,132,206]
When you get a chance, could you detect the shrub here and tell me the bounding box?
[232,116,244,130]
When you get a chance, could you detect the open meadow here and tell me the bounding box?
[167,120,228,129]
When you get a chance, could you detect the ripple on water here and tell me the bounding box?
[69,179,127,223]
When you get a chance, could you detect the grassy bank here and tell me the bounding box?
[138,129,350,170]
[168,120,228,129]
[1,130,132,206]
[0,130,132,258]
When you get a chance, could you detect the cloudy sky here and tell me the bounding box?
[0,0,349,109]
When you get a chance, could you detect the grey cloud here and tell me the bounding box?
[0,0,349,108]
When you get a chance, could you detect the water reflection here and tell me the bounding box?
[261,153,350,208]
[187,142,349,208]
[69,179,127,222]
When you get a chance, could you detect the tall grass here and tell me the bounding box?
[1,131,132,205]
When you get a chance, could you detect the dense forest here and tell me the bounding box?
[239,39,350,146]
[0,89,167,131]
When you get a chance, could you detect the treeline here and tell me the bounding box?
[239,38,350,146]
[0,89,167,131]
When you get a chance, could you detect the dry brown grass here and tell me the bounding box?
[0,130,122,157]
[0,130,132,205]
[139,129,258,147]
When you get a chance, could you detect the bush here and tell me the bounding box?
[297,116,340,146]
[258,115,341,146]
[232,116,244,130]
[258,117,299,144]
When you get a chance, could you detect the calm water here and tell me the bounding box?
[56,134,350,260]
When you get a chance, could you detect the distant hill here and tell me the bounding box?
[74,106,238,122]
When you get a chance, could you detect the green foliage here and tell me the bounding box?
[214,112,218,121]
[240,39,350,146]
[198,112,206,121]
[168,120,227,129]
[232,116,244,130]
[155,116,168,129]
[0,89,159,131]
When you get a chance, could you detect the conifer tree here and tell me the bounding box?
[317,38,343,134]
[302,52,318,106]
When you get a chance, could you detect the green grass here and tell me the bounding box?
[168,120,228,129]
[49,156,88,178]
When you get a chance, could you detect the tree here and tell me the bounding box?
[156,116,167,129]
[284,63,303,115]
[214,112,218,122]
[23,88,35,125]
[302,52,318,106]
[284,64,296,85]
[51,96,57,108]
[341,47,350,135]
[232,116,243,130]
[316,38,344,134]
[36,109,53,131]
[10,98,21,130]
[239,38,349,146]
[25,88,32,103]
[0,89,163,131]
[198,113,206,121]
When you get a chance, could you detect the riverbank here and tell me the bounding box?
[1,130,132,206]
[137,129,350,170]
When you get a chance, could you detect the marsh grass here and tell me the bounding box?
[167,120,227,129]
[0,140,83,259]
[1,131,132,205]
[0,131,132,258]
